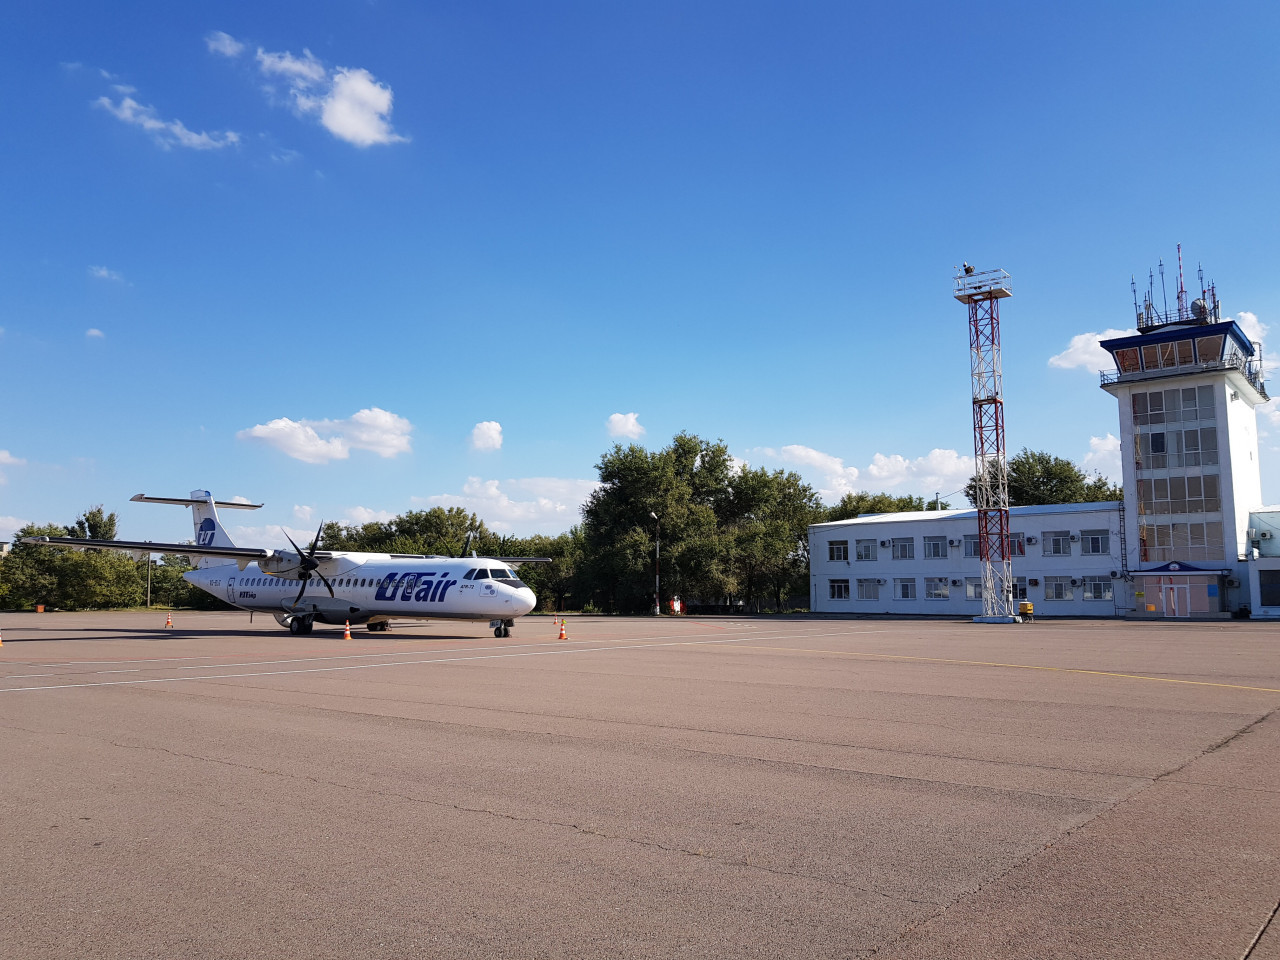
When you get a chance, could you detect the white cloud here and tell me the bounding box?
[755,444,860,500]
[205,31,245,58]
[416,476,600,535]
[0,515,30,541]
[0,449,24,485]
[237,407,412,464]
[95,94,240,150]
[85,328,105,339]
[752,444,976,504]
[1232,311,1269,349]
[319,67,408,147]
[1083,433,1121,481]
[607,412,646,439]
[1048,328,1138,371]
[227,524,320,551]
[864,448,975,494]
[471,421,503,451]
[248,46,407,147]
[345,506,397,525]
[293,504,314,522]
[88,265,124,282]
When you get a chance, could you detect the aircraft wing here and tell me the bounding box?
[20,536,269,561]
[496,557,553,566]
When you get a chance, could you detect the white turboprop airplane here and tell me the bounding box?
[22,490,543,637]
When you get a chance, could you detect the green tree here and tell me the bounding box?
[2,516,143,610]
[579,433,821,613]
[322,507,492,556]
[826,491,947,522]
[964,448,1122,506]
[68,505,118,540]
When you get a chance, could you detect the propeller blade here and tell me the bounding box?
[317,570,336,598]
[284,529,305,557]
[309,521,324,558]
[291,576,308,608]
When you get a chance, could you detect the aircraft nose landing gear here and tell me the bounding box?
[491,618,513,638]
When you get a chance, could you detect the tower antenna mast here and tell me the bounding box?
[954,264,1017,622]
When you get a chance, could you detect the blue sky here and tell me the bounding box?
[3,1,1279,547]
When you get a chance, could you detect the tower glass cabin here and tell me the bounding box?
[1099,276,1266,617]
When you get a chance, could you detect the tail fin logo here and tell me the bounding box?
[197,518,216,546]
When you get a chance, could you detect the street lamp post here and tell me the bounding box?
[650,511,660,616]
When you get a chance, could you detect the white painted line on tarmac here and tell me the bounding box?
[0,633,828,692]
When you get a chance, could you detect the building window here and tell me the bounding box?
[1012,577,1027,601]
[856,579,880,601]
[1080,529,1109,555]
[1043,576,1073,600]
[829,579,850,600]
[1138,521,1225,563]
[1081,577,1113,601]
[1009,533,1026,557]
[965,578,983,600]
[1137,427,1219,469]
[923,536,947,559]
[828,540,848,562]
[1042,531,1071,556]
[1132,386,1216,427]
[1259,571,1280,607]
[924,577,950,600]
[963,534,980,558]
[855,539,877,561]
[894,578,916,600]
[1140,474,1222,515]
[891,537,915,560]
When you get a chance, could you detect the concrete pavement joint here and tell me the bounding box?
[95,731,947,913]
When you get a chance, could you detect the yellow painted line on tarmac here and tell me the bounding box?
[740,645,1280,695]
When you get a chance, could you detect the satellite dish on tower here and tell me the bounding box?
[1191,298,1209,321]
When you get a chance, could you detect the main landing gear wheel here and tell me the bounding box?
[494,625,510,638]
[367,621,390,632]
[289,617,314,635]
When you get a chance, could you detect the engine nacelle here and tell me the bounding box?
[258,551,304,577]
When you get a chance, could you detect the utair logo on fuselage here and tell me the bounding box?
[374,571,460,604]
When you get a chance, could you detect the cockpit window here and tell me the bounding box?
[474,569,490,579]
[463,569,475,580]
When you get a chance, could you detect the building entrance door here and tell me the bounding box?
[1162,584,1190,618]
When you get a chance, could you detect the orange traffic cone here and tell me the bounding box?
[558,620,567,641]
[165,611,173,628]
[343,620,352,640]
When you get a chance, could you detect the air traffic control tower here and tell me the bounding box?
[1099,250,1266,616]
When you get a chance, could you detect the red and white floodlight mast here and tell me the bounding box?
[954,265,1015,620]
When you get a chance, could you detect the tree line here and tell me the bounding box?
[0,506,221,611]
[0,438,1119,612]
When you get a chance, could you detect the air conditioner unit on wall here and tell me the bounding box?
[1227,578,1241,588]
[950,579,962,586]
[1026,536,1039,544]
[880,540,891,547]
[1261,531,1274,540]
[948,539,960,546]
[876,578,886,585]
[1028,578,1040,586]
[1069,534,1079,542]
[1110,570,1119,579]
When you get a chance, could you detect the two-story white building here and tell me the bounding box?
[809,503,1125,616]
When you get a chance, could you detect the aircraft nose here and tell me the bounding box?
[515,587,536,616]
